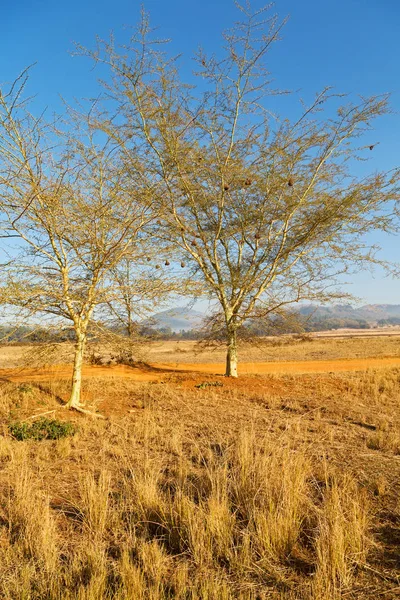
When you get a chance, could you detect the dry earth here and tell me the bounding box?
[1,355,400,385]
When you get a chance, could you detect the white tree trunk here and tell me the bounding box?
[66,332,86,409]
[225,329,238,377]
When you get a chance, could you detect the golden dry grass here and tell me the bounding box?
[145,335,400,364]
[1,334,400,369]
[0,339,400,598]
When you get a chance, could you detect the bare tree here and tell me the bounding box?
[85,254,184,366]
[81,4,400,376]
[0,71,157,409]
[105,255,183,338]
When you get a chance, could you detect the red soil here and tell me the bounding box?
[0,356,399,384]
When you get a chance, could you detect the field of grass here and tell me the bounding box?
[1,334,400,369]
[0,339,400,598]
[150,335,400,364]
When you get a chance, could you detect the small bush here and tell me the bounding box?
[18,384,34,394]
[195,381,223,389]
[87,350,104,365]
[114,350,137,366]
[9,418,77,441]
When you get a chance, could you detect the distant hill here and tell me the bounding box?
[146,304,400,335]
[299,304,400,324]
[144,307,205,332]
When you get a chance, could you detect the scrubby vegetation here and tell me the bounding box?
[9,417,76,441]
[0,361,399,598]
[0,2,398,596]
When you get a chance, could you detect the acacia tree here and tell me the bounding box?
[0,72,158,409]
[83,5,400,376]
[88,255,186,365]
[105,255,185,338]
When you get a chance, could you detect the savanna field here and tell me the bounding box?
[0,335,400,599]
[1,0,400,598]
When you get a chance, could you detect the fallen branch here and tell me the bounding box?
[22,410,56,422]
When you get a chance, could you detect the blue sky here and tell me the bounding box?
[1,0,400,305]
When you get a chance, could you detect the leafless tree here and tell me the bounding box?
[104,255,184,338]
[75,5,400,376]
[0,70,159,409]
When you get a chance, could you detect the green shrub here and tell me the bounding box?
[9,418,77,441]
[18,384,34,394]
[195,381,223,389]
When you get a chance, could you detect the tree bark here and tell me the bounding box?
[66,332,86,409]
[225,329,238,377]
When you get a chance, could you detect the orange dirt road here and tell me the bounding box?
[0,356,399,383]
[0,364,158,383]
[155,357,400,375]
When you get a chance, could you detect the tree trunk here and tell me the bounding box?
[66,333,86,409]
[127,318,134,338]
[225,329,238,377]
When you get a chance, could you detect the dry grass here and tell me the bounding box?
[0,425,372,599]
[1,334,400,368]
[0,342,400,597]
[144,335,400,364]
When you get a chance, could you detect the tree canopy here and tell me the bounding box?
[80,5,400,376]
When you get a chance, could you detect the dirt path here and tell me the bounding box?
[155,356,400,375]
[0,364,159,383]
[0,356,399,383]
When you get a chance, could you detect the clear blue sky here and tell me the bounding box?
[2,0,400,305]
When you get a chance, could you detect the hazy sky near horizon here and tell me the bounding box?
[1,0,400,305]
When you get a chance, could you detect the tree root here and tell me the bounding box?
[64,404,106,418]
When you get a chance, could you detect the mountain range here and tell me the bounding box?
[144,307,205,332]
[146,304,400,332]
[298,304,400,323]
